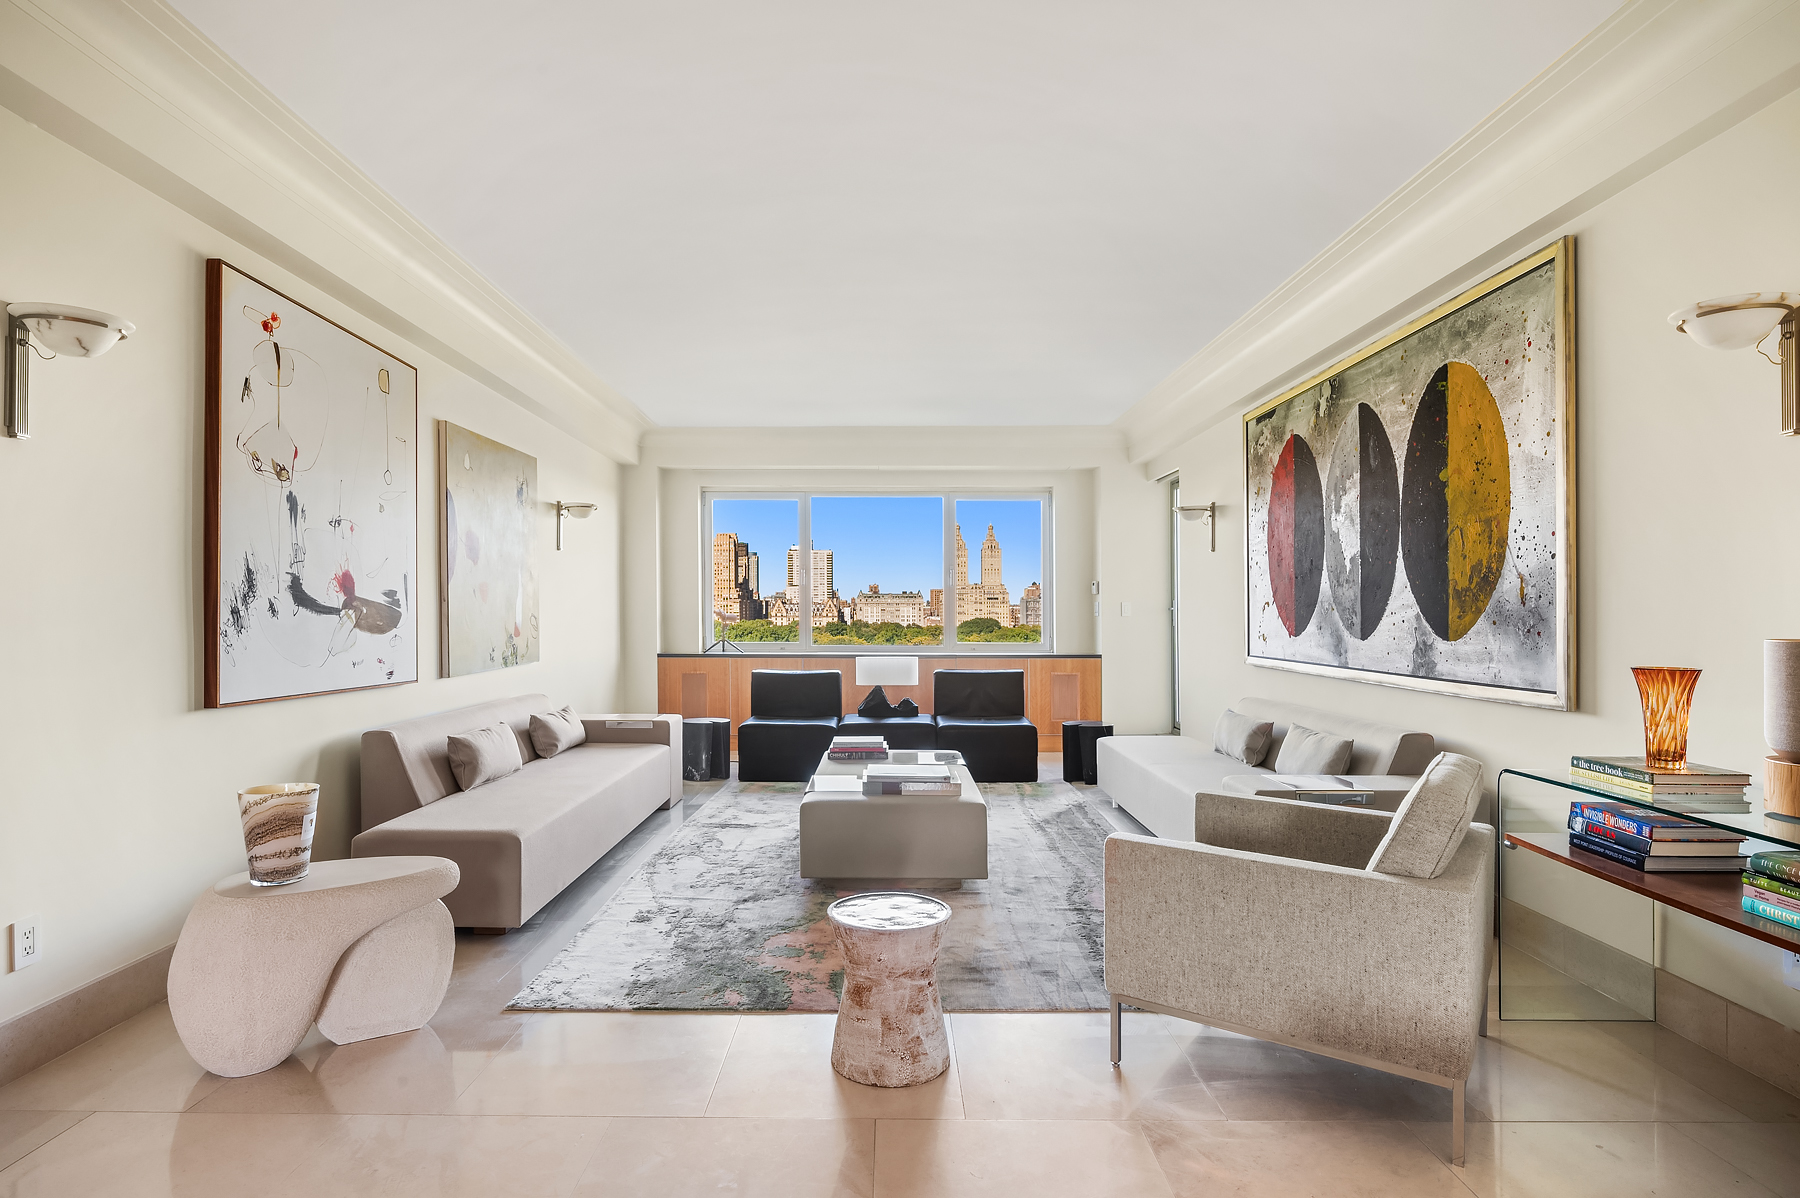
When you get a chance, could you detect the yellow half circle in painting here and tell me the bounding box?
[1444,361,1510,641]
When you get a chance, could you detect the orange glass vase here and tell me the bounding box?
[1632,667,1702,771]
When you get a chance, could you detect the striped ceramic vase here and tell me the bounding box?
[237,784,319,886]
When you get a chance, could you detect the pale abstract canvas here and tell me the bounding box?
[1243,242,1573,708]
[206,261,419,707]
[439,421,540,675]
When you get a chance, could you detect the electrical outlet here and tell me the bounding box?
[1119,601,1133,617]
[10,918,40,971]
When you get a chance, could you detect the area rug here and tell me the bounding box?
[509,779,1112,1012]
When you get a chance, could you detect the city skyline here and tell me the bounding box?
[710,496,1043,602]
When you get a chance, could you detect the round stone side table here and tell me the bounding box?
[827,891,952,1088]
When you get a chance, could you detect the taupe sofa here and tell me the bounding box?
[352,696,680,930]
[1094,697,1437,840]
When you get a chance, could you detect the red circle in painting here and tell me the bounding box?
[1267,433,1325,637]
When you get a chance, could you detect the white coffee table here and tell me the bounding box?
[799,751,988,882]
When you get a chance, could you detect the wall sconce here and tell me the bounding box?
[1176,502,1219,552]
[555,500,595,550]
[6,303,136,439]
[1668,292,1797,435]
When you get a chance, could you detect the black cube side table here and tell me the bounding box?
[1061,721,1102,783]
[681,719,713,782]
[702,717,732,780]
[1078,723,1114,786]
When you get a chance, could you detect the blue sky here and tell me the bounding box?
[712,496,1043,601]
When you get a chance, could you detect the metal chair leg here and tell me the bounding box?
[1109,998,1122,1067]
[1451,1078,1465,1168]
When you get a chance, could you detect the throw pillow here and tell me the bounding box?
[1213,709,1275,766]
[447,722,525,791]
[1272,724,1353,773]
[1367,752,1484,878]
[529,706,587,758]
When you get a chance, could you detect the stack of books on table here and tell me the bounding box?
[1566,800,1748,872]
[862,763,961,797]
[1570,756,1752,814]
[828,736,889,763]
[1743,851,1800,930]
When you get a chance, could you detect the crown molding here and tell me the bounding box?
[1116,0,1800,469]
[0,0,650,461]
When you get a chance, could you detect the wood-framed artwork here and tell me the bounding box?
[1243,237,1576,710]
[204,259,420,707]
[437,420,540,676]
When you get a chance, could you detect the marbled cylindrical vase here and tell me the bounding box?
[238,784,319,886]
[1765,640,1800,763]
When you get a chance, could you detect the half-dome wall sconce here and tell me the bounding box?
[1669,292,1797,435]
[5,302,136,439]
[555,500,596,550]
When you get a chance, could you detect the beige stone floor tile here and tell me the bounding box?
[0,1111,346,1198]
[1141,1119,1471,1197]
[187,1025,495,1114]
[1670,1122,1800,1198]
[277,1113,606,1198]
[704,1013,963,1119]
[0,1005,222,1114]
[571,1116,873,1197]
[0,1112,87,1173]
[1165,1021,1472,1123]
[872,1118,1174,1198]
[1592,1022,1800,1123]
[1407,1119,1780,1198]
[455,1013,737,1116]
[1471,1020,1753,1122]
[950,1011,1223,1121]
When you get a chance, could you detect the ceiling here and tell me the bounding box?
[171,1,1619,428]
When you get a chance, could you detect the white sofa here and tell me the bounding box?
[1094,697,1437,840]
[352,696,681,931]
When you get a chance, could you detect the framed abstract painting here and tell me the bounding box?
[205,260,419,707]
[437,421,540,676]
[1243,237,1575,710]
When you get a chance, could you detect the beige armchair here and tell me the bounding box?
[1103,753,1492,1167]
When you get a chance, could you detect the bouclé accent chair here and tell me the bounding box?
[1103,751,1492,1167]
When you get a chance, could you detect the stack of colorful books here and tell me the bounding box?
[1743,851,1800,930]
[1566,800,1747,872]
[1570,755,1751,814]
[827,736,889,763]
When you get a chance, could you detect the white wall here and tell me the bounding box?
[621,427,1173,734]
[0,106,624,1026]
[1143,86,1800,1028]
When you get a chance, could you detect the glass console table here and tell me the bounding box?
[1496,768,1800,1022]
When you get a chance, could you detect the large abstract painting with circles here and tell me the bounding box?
[205,260,419,707]
[1243,238,1575,710]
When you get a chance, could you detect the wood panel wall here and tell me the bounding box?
[655,655,1102,753]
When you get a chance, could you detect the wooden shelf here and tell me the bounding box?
[1505,832,1800,951]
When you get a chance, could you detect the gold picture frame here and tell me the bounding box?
[1242,237,1576,710]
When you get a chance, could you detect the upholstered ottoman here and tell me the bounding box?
[167,856,459,1077]
[800,753,987,881]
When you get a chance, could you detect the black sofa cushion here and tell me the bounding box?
[750,669,842,719]
[935,717,1038,782]
[934,670,1025,719]
[837,713,938,749]
[736,718,840,782]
